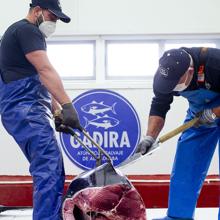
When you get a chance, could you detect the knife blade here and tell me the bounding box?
[118,141,160,167]
[118,117,199,168]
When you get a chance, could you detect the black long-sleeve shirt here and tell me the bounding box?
[150,47,220,119]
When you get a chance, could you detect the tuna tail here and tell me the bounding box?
[83,116,90,128]
[111,102,117,114]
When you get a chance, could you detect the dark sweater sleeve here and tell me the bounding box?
[149,89,174,119]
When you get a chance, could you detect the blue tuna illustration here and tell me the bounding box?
[81,101,117,116]
[84,115,119,129]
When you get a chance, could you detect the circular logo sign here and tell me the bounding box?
[60,89,141,170]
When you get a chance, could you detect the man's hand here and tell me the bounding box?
[195,109,217,127]
[135,136,155,155]
[61,103,82,130]
[53,110,70,133]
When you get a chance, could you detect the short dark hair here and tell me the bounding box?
[29,6,35,12]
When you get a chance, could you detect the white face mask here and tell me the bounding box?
[38,13,56,38]
[173,81,188,92]
[39,21,56,38]
[173,68,193,92]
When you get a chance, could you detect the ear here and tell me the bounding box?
[188,67,194,75]
[33,6,42,16]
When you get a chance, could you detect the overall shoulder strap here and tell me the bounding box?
[197,47,208,86]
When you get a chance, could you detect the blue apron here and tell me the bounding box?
[0,75,65,220]
[167,89,220,220]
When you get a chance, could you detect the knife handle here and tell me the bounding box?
[158,117,199,143]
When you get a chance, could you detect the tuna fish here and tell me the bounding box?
[62,163,146,220]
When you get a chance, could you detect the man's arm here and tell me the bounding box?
[212,107,220,117]
[147,90,173,139]
[51,96,61,114]
[135,91,172,155]
[135,115,165,155]
[26,50,82,129]
[146,115,165,139]
[25,50,71,106]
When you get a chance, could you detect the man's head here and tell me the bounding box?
[153,48,194,94]
[30,0,70,23]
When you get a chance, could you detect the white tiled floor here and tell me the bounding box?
[0,208,218,220]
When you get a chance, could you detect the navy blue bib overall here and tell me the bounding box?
[0,75,65,220]
[167,88,220,219]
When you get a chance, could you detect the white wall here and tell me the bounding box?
[0,85,219,175]
[0,0,219,176]
[1,0,220,35]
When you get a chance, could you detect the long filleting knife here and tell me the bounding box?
[119,117,199,168]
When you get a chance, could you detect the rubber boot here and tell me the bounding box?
[152,217,193,220]
[152,217,175,220]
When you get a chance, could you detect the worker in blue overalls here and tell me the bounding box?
[136,47,220,220]
[0,0,81,219]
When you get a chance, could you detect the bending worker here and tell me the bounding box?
[136,47,220,220]
[0,0,81,219]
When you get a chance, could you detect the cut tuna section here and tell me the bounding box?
[62,163,146,220]
[63,183,146,220]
